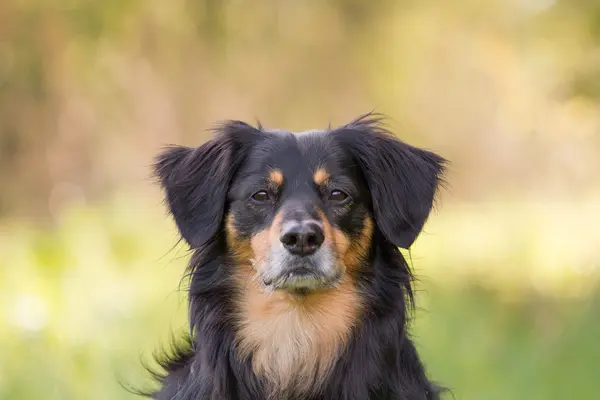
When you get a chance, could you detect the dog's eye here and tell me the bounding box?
[251,190,270,203]
[329,190,349,203]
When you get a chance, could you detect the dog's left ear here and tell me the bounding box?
[154,121,261,248]
[333,115,446,249]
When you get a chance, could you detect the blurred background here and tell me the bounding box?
[1,0,599,399]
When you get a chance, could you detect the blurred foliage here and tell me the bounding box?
[2,0,600,399]
[1,0,600,219]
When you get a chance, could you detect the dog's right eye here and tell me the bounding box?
[329,190,350,203]
[251,190,270,203]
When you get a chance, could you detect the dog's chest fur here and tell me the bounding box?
[233,265,362,397]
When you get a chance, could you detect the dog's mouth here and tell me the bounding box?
[252,246,342,295]
[260,266,342,295]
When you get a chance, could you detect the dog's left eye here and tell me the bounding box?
[329,190,349,203]
[251,190,270,203]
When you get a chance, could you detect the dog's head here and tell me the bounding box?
[155,114,445,295]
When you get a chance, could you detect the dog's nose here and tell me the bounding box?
[280,220,324,256]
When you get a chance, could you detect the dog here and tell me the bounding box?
[148,113,447,399]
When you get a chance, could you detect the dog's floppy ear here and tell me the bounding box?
[333,114,446,249]
[154,121,260,248]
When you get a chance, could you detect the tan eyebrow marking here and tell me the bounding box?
[268,169,284,186]
[313,168,330,185]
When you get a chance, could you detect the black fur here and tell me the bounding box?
[147,113,447,399]
[332,116,445,249]
[154,121,263,248]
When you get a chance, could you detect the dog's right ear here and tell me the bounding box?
[154,121,261,248]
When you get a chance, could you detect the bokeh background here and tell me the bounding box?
[1,0,599,399]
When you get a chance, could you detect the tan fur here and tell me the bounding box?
[340,216,373,270]
[320,212,373,271]
[234,270,360,397]
[313,168,330,185]
[269,169,284,186]
[249,212,282,267]
[232,211,367,397]
[226,213,253,261]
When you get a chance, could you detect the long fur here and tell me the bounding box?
[145,114,447,400]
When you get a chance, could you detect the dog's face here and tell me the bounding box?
[155,115,445,295]
[225,131,374,294]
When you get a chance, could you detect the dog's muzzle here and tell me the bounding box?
[257,219,341,294]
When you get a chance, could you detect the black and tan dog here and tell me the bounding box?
[149,114,447,399]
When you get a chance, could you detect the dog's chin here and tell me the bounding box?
[257,248,342,295]
[260,267,342,295]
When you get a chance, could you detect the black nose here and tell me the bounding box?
[280,220,325,256]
